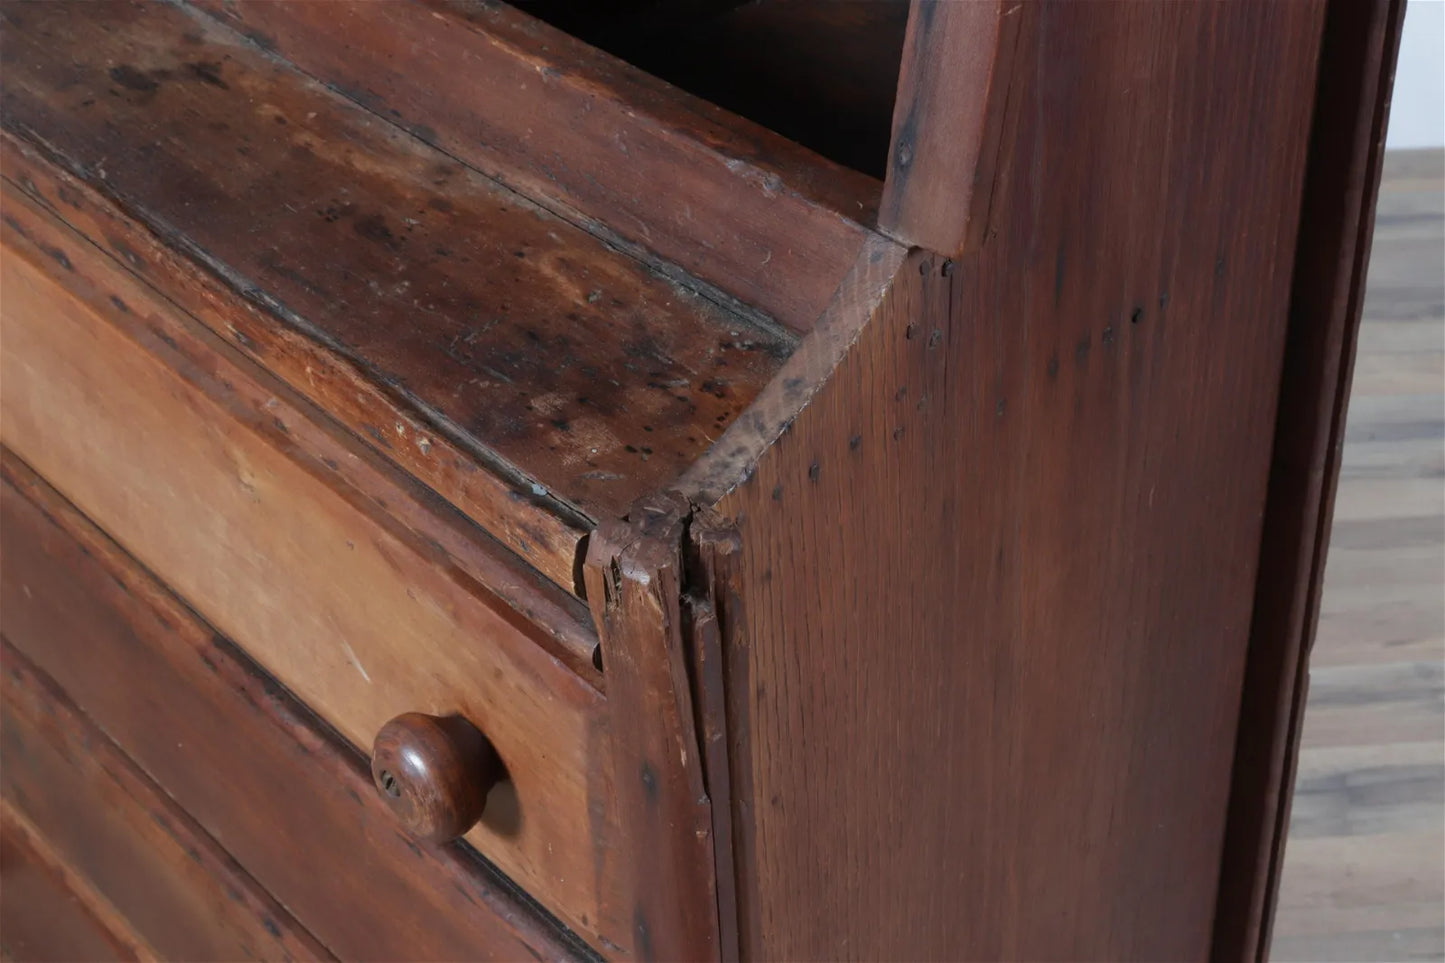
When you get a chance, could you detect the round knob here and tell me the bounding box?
[370,713,503,843]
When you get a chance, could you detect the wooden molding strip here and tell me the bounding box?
[0,170,601,681]
[879,0,1028,255]
[0,129,592,599]
[189,0,882,335]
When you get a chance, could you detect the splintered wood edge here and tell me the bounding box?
[582,493,723,962]
[675,233,910,506]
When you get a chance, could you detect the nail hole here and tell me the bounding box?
[592,645,604,673]
[380,770,401,797]
[1130,307,1145,325]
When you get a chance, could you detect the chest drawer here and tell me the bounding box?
[0,183,624,951]
[0,457,589,961]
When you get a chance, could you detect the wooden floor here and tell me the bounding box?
[1271,148,1445,963]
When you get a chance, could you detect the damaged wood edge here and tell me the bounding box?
[0,128,593,600]
[0,177,603,685]
[583,493,723,961]
[682,507,745,963]
[675,232,911,506]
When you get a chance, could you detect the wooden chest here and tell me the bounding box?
[0,1,1404,959]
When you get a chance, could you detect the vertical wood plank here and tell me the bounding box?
[715,3,1333,958]
[878,0,1027,254]
[1212,0,1410,958]
[584,495,720,963]
[687,510,745,963]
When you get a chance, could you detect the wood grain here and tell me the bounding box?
[0,804,151,963]
[584,494,719,963]
[0,643,333,962]
[0,184,620,949]
[1213,0,1408,955]
[676,233,907,503]
[0,0,792,535]
[709,3,1329,958]
[188,0,879,336]
[877,0,1026,254]
[1270,148,1445,963]
[1,148,601,677]
[0,454,593,963]
[0,128,588,597]
[370,713,505,845]
[685,509,745,963]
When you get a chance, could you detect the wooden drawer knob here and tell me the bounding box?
[370,713,503,843]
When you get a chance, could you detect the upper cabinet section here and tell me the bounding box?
[0,0,810,597]
[0,0,1013,597]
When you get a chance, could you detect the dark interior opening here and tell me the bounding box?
[511,0,909,179]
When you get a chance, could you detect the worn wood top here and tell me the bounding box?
[188,0,881,337]
[0,0,794,537]
[1271,148,1445,963]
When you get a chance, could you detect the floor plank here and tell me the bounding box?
[1272,147,1445,962]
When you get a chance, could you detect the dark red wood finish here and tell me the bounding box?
[710,3,1334,958]
[1213,0,1409,958]
[584,495,721,963]
[1,644,332,961]
[370,713,504,845]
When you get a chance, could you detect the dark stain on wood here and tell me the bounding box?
[0,1,793,524]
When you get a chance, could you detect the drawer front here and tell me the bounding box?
[0,182,623,949]
[0,804,147,963]
[0,456,590,962]
[1,640,330,962]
